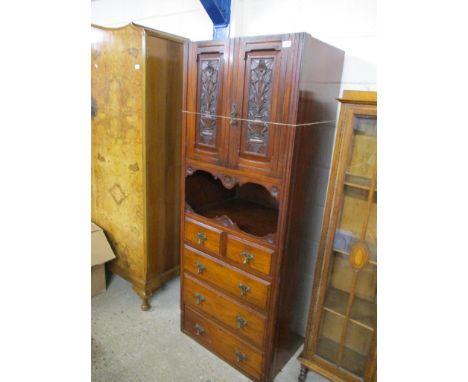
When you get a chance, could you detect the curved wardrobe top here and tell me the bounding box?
[91,22,188,43]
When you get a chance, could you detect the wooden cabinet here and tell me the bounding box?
[181,33,345,381]
[185,35,299,178]
[299,91,377,382]
[91,24,186,310]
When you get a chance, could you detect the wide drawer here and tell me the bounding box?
[183,245,270,311]
[184,216,223,255]
[226,234,274,275]
[183,272,267,348]
[183,305,264,380]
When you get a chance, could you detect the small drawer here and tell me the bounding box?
[226,235,274,275]
[183,245,270,311]
[183,273,267,348]
[183,306,264,380]
[184,216,223,255]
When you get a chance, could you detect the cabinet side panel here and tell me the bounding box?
[296,35,345,124]
[145,34,184,281]
[91,25,146,282]
[273,35,344,373]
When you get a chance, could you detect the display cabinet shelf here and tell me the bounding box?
[344,173,376,192]
[323,287,376,331]
[316,337,368,378]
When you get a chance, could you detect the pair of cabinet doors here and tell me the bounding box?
[185,35,298,179]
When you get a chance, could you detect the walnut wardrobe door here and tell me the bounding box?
[185,41,231,166]
[228,36,293,178]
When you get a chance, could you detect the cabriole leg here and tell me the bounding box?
[140,296,150,311]
[132,286,152,311]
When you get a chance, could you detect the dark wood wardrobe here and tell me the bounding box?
[180,33,345,381]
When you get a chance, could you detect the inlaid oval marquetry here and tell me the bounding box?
[349,241,369,271]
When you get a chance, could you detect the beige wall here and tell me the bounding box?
[92,0,376,93]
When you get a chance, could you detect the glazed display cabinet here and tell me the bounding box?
[299,91,377,382]
[91,24,186,310]
[180,33,345,381]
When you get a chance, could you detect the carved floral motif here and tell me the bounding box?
[186,166,196,176]
[213,173,240,189]
[245,58,274,154]
[269,186,280,199]
[198,59,220,146]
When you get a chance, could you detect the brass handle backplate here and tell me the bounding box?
[194,323,205,336]
[196,232,207,245]
[235,350,247,363]
[194,292,206,305]
[240,251,255,265]
[195,262,206,274]
[236,315,248,329]
[238,283,251,297]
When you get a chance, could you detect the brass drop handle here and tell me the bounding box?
[194,323,205,336]
[196,232,207,245]
[238,283,251,297]
[194,292,206,305]
[236,315,248,329]
[235,350,247,363]
[195,262,206,274]
[240,251,255,265]
[230,102,238,125]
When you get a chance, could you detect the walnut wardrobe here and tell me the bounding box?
[180,33,345,381]
[91,24,186,310]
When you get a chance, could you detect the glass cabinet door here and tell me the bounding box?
[316,112,377,379]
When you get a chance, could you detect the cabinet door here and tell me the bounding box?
[186,41,231,166]
[314,105,377,381]
[228,36,294,177]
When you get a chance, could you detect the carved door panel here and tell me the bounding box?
[228,36,293,177]
[186,41,231,166]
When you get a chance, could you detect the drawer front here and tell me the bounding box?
[185,217,223,255]
[226,235,273,275]
[183,273,266,348]
[183,245,270,311]
[184,306,264,380]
